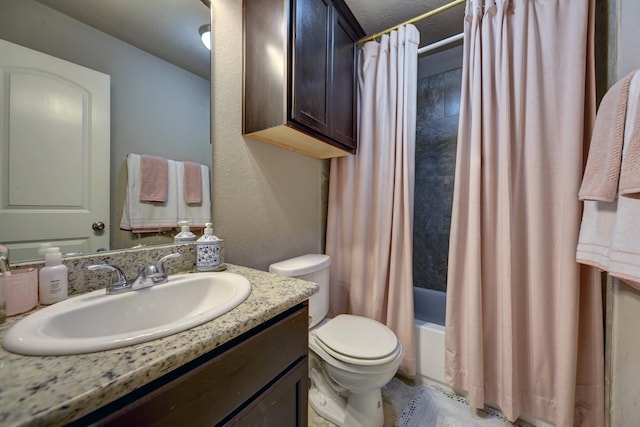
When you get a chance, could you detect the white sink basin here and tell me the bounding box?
[2,272,251,356]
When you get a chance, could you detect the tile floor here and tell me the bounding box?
[307,376,416,427]
[307,376,534,427]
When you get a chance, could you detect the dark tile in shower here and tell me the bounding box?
[444,68,462,117]
[417,73,445,122]
[414,175,449,234]
[412,233,449,292]
[416,116,459,175]
[413,65,462,293]
[417,115,458,147]
[442,175,454,229]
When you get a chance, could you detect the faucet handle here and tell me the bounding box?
[155,253,181,275]
[87,263,129,294]
[136,253,181,287]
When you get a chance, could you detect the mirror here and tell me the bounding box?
[0,0,212,262]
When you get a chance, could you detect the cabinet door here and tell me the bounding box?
[225,359,308,426]
[292,0,358,152]
[292,0,331,135]
[329,9,358,149]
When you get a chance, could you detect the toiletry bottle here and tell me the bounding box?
[0,244,8,323]
[38,247,68,305]
[38,243,52,258]
[196,222,222,271]
[174,221,196,243]
[0,275,5,324]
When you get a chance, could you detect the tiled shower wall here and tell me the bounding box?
[413,46,463,292]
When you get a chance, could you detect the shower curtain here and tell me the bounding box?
[326,25,419,376]
[445,0,603,425]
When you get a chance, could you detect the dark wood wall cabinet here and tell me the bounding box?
[243,0,365,159]
[71,304,309,427]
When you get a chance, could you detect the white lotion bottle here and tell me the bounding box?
[38,247,68,305]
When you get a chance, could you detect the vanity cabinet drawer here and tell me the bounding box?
[79,303,309,426]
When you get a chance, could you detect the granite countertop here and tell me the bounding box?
[0,264,318,427]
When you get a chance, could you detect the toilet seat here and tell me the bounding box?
[313,314,400,366]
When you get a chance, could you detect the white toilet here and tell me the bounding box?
[269,254,403,427]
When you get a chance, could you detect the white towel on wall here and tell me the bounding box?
[121,154,211,233]
[176,161,211,228]
[577,70,640,288]
[120,153,179,232]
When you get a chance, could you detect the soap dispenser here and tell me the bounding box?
[0,244,8,323]
[196,222,223,271]
[174,221,196,243]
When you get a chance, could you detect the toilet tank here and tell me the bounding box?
[269,254,330,327]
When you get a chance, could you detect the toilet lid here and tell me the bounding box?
[314,314,398,360]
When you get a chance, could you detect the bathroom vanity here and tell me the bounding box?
[0,264,318,426]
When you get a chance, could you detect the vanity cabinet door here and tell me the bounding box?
[225,359,308,426]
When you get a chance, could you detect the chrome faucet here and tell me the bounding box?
[87,253,181,295]
[131,253,181,289]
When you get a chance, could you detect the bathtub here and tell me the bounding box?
[413,287,447,385]
[412,287,553,427]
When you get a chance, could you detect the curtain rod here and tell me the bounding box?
[358,0,466,44]
[418,32,464,55]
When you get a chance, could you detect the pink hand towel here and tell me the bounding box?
[139,155,168,203]
[579,70,636,202]
[183,161,202,204]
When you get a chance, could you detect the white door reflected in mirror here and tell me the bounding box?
[0,39,110,261]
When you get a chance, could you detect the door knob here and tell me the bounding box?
[92,221,105,231]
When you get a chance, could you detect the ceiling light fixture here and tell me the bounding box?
[199,24,211,50]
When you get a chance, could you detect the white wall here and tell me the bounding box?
[607,0,640,426]
[211,0,327,271]
[616,0,640,79]
[609,279,640,426]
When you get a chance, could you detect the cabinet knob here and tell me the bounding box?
[92,221,106,231]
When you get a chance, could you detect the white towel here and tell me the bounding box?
[577,70,640,289]
[176,161,211,228]
[120,154,179,232]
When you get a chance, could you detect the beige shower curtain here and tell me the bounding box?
[326,25,419,376]
[445,0,603,425]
